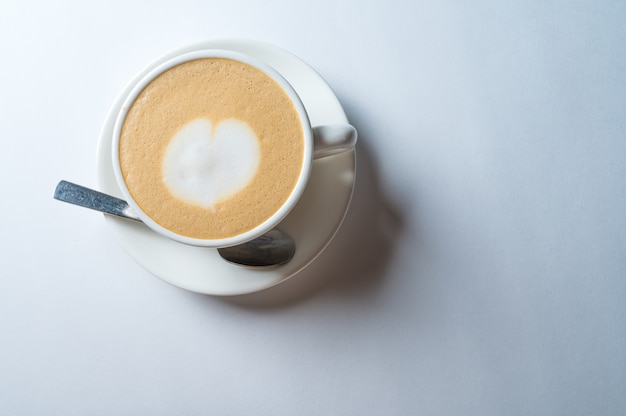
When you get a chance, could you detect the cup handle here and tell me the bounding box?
[312,125,357,159]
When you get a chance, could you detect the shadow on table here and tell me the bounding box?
[219,128,406,310]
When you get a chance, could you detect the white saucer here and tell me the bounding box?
[96,39,356,296]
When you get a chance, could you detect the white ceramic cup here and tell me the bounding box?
[112,49,356,248]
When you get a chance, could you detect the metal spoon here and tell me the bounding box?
[53,180,295,267]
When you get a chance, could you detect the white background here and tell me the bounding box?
[1,0,625,414]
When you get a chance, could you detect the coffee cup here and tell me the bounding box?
[112,49,356,248]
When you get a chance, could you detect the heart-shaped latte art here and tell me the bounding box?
[162,118,261,209]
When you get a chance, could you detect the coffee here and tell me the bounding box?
[118,58,305,240]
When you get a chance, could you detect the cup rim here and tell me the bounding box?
[111,49,313,248]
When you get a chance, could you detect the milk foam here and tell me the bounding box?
[162,118,261,208]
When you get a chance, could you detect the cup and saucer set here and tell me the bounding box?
[95,39,356,296]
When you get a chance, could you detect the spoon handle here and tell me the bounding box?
[53,180,140,221]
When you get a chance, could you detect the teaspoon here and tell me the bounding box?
[53,180,295,267]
